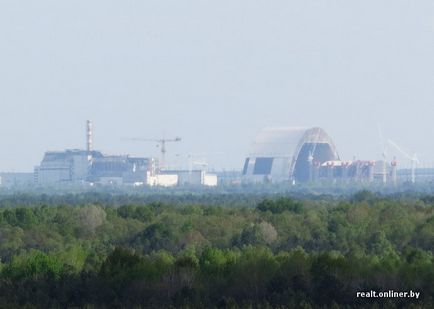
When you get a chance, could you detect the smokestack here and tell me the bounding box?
[86,120,93,153]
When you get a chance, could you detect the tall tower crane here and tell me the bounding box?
[377,124,388,184]
[126,137,181,170]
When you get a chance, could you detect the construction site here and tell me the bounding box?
[30,121,217,188]
[241,126,432,186]
[0,122,432,189]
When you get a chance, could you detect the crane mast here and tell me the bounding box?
[388,139,419,184]
[126,137,181,170]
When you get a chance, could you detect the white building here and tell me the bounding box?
[242,127,339,183]
[34,149,164,187]
[34,150,95,185]
[161,170,218,186]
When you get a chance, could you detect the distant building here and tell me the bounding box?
[314,159,398,184]
[89,155,155,185]
[161,170,218,186]
[34,149,161,186]
[34,150,101,185]
[147,174,179,187]
[242,127,339,183]
[33,120,183,187]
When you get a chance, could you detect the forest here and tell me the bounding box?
[0,191,432,308]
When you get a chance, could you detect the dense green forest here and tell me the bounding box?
[0,192,432,308]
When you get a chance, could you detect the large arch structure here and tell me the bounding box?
[242,127,339,183]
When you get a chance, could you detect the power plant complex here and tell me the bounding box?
[242,127,399,185]
[0,121,430,189]
[31,121,216,188]
[242,127,339,183]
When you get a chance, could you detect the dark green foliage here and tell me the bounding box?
[257,197,304,213]
[0,193,431,307]
[117,205,153,222]
[134,222,178,252]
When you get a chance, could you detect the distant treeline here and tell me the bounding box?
[0,191,336,208]
[0,187,432,208]
[0,192,431,307]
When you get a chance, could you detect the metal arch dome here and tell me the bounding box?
[243,127,339,182]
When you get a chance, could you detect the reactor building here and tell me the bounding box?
[34,121,165,186]
[242,127,340,183]
[33,121,217,187]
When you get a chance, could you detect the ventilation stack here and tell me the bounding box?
[86,120,93,158]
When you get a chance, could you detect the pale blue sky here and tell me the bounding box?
[1,1,433,171]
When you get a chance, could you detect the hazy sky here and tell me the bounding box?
[1,1,434,171]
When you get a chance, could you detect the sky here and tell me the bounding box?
[1,1,434,172]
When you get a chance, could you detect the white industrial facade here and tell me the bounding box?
[34,150,92,185]
[161,170,218,186]
[242,127,339,183]
[34,150,160,186]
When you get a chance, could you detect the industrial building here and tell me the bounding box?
[32,121,218,187]
[10,120,427,189]
[161,169,218,186]
[34,149,100,184]
[33,121,172,187]
[241,126,405,185]
[33,149,161,186]
[89,155,159,185]
[242,127,340,183]
[316,159,398,184]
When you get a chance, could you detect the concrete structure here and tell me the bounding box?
[318,160,373,183]
[86,120,93,154]
[89,156,155,185]
[34,149,101,185]
[242,127,339,183]
[35,151,160,187]
[161,170,218,186]
[147,174,179,187]
[33,121,171,187]
[317,160,398,184]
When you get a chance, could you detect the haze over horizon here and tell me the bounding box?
[1,1,434,172]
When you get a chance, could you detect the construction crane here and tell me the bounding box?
[125,137,181,170]
[377,124,388,184]
[388,139,419,184]
[172,152,223,183]
[185,152,223,173]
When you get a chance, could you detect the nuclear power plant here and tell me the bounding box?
[242,127,401,185]
[32,121,217,187]
[0,121,431,189]
[242,127,339,183]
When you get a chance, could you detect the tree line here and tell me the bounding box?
[0,192,431,307]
